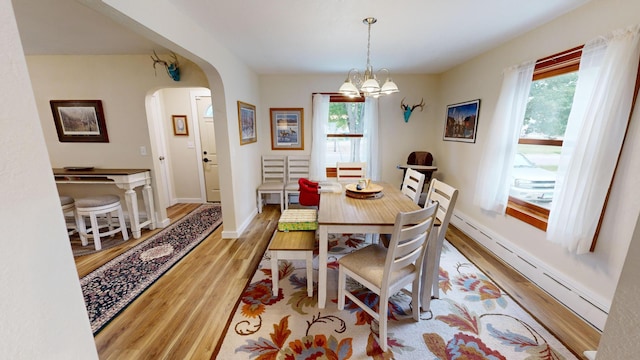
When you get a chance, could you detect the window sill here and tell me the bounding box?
[506,198,549,231]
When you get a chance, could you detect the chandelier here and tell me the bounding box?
[338,17,399,98]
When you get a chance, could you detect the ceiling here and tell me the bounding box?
[13,0,591,75]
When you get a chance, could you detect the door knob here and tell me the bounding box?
[203,158,209,163]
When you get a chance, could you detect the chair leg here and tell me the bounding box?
[279,192,284,213]
[77,214,88,246]
[306,251,313,297]
[432,235,444,298]
[89,213,102,251]
[117,206,129,241]
[412,278,420,321]
[107,212,114,233]
[271,251,279,296]
[257,192,263,214]
[378,297,389,352]
[337,268,346,310]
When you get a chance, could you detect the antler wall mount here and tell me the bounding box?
[400,98,425,122]
[151,50,180,81]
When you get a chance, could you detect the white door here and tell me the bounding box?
[196,96,220,202]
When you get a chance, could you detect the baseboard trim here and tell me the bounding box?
[175,197,204,203]
[450,209,609,331]
[222,208,257,239]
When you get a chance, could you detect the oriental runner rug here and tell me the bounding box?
[216,233,577,359]
[80,203,222,334]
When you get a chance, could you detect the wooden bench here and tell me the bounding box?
[269,230,316,297]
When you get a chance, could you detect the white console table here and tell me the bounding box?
[53,168,156,238]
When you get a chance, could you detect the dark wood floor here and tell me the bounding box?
[75,204,600,359]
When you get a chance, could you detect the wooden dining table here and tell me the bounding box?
[316,182,421,308]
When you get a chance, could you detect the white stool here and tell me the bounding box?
[59,195,80,235]
[75,195,129,251]
[269,230,316,297]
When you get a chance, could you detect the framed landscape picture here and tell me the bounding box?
[50,100,109,142]
[443,99,480,143]
[270,108,304,150]
[237,101,257,145]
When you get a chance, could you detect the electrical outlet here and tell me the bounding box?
[139,146,147,156]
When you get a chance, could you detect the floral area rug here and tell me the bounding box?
[216,233,577,359]
[80,203,222,334]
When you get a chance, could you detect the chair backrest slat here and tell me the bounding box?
[287,155,311,183]
[401,168,426,204]
[262,156,286,183]
[384,202,438,284]
[426,179,458,240]
[336,162,366,182]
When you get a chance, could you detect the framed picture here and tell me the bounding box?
[172,115,189,136]
[270,108,304,150]
[443,99,480,143]
[50,100,109,142]
[237,101,257,145]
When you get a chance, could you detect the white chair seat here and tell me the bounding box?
[258,182,286,191]
[339,244,416,286]
[59,195,74,208]
[75,195,129,251]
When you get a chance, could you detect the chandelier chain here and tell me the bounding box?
[366,20,372,68]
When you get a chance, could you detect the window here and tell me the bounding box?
[325,94,365,177]
[506,46,582,229]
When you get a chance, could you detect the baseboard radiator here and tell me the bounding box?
[450,210,608,332]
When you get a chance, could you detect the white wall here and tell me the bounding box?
[0,0,98,357]
[26,55,209,223]
[436,0,640,316]
[597,213,640,357]
[259,74,440,186]
[96,0,262,238]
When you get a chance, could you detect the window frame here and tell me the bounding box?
[506,46,583,231]
[508,45,640,253]
[322,93,365,178]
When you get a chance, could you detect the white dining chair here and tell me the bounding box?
[401,168,426,204]
[336,162,366,182]
[284,155,311,209]
[421,178,458,310]
[257,155,286,213]
[337,202,438,352]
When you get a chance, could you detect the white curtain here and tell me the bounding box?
[362,97,380,180]
[547,25,640,254]
[473,61,535,213]
[310,94,329,181]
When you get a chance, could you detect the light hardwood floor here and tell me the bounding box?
[75,203,600,359]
